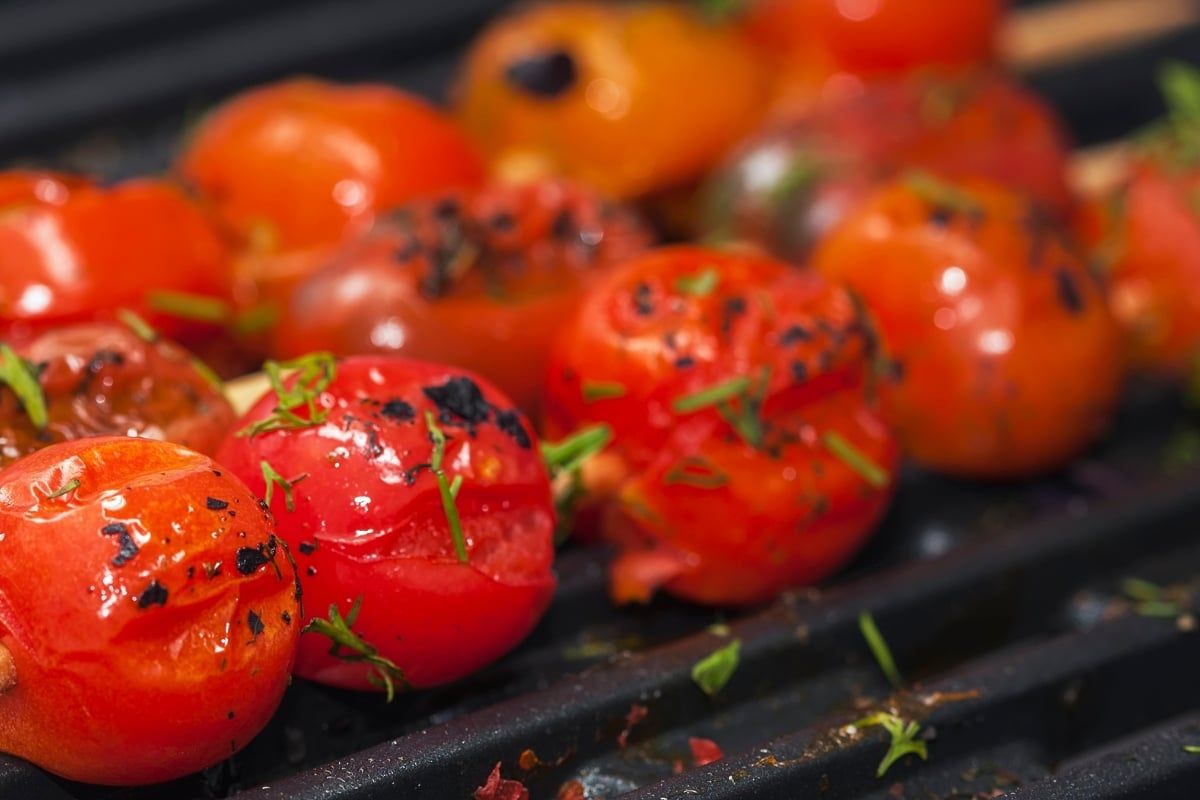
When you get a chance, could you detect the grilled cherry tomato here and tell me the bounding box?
[0,171,232,344]
[0,437,300,785]
[705,71,1073,260]
[272,179,653,413]
[215,355,555,689]
[813,176,1122,478]
[455,2,770,199]
[741,0,1003,113]
[544,246,898,605]
[1076,65,1200,375]
[0,320,235,467]
[179,79,486,300]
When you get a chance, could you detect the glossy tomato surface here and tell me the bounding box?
[215,356,555,689]
[0,172,232,344]
[0,437,300,785]
[813,177,1122,478]
[273,179,653,413]
[0,322,235,467]
[705,71,1073,260]
[545,246,898,605]
[455,2,769,199]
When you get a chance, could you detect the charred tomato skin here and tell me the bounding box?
[545,246,898,605]
[0,437,300,786]
[1078,160,1200,375]
[813,178,1122,478]
[0,171,233,345]
[215,356,555,690]
[455,2,770,199]
[272,179,653,414]
[0,322,235,467]
[704,71,1073,260]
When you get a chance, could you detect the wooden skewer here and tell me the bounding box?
[1005,0,1200,71]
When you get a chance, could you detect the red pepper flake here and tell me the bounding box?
[688,736,724,767]
[617,703,648,749]
[556,780,586,800]
[473,762,529,800]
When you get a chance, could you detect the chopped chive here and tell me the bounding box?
[859,611,904,689]
[1184,745,1200,754]
[541,424,613,476]
[303,596,408,702]
[239,352,337,437]
[46,478,80,499]
[231,303,278,336]
[0,344,47,429]
[426,411,468,563]
[664,457,729,489]
[190,357,224,391]
[674,267,720,297]
[147,290,232,324]
[260,459,307,512]
[672,375,750,414]
[117,308,159,342]
[582,380,627,403]
[904,171,983,217]
[823,431,889,489]
[1120,577,1164,603]
[449,474,463,499]
[691,638,740,697]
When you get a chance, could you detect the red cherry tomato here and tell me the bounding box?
[215,355,555,689]
[1078,161,1200,375]
[0,321,235,467]
[544,246,898,605]
[455,2,770,199]
[0,437,300,785]
[179,78,486,301]
[705,71,1073,260]
[0,172,233,344]
[813,176,1122,477]
[272,179,653,413]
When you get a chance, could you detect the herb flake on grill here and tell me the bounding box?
[852,712,928,777]
[691,638,740,697]
[858,611,904,689]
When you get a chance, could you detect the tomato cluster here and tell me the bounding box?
[0,0,1183,790]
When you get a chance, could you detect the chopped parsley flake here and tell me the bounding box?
[238,352,337,437]
[691,638,740,697]
[582,380,627,403]
[854,712,928,777]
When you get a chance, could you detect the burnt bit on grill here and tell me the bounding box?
[423,376,490,428]
[101,522,139,567]
[136,580,168,609]
[380,399,415,423]
[236,545,270,575]
[494,408,533,449]
[633,282,655,316]
[1055,267,1085,315]
[247,610,265,641]
[205,497,229,511]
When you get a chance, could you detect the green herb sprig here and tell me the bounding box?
[859,611,904,689]
[854,712,928,777]
[425,411,468,563]
[692,638,741,697]
[260,459,308,512]
[238,352,337,437]
[303,596,408,702]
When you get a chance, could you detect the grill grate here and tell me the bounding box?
[1,2,1199,798]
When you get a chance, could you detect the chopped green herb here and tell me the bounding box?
[1184,745,1200,754]
[1160,61,1200,126]
[238,352,337,437]
[674,267,720,297]
[824,432,889,489]
[904,171,984,218]
[582,380,627,403]
[672,375,749,414]
[147,290,232,324]
[190,357,224,391]
[449,474,463,499]
[231,303,278,336]
[46,478,80,499]
[691,638,740,697]
[542,424,613,476]
[1119,577,1183,618]
[664,457,729,489]
[117,309,159,342]
[768,154,821,211]
[0,344,47,429]
[260,459,307,513]
[426,411,468,563]
[854,712,928,777]
[859,611,904,689]
[303,596,408,702]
